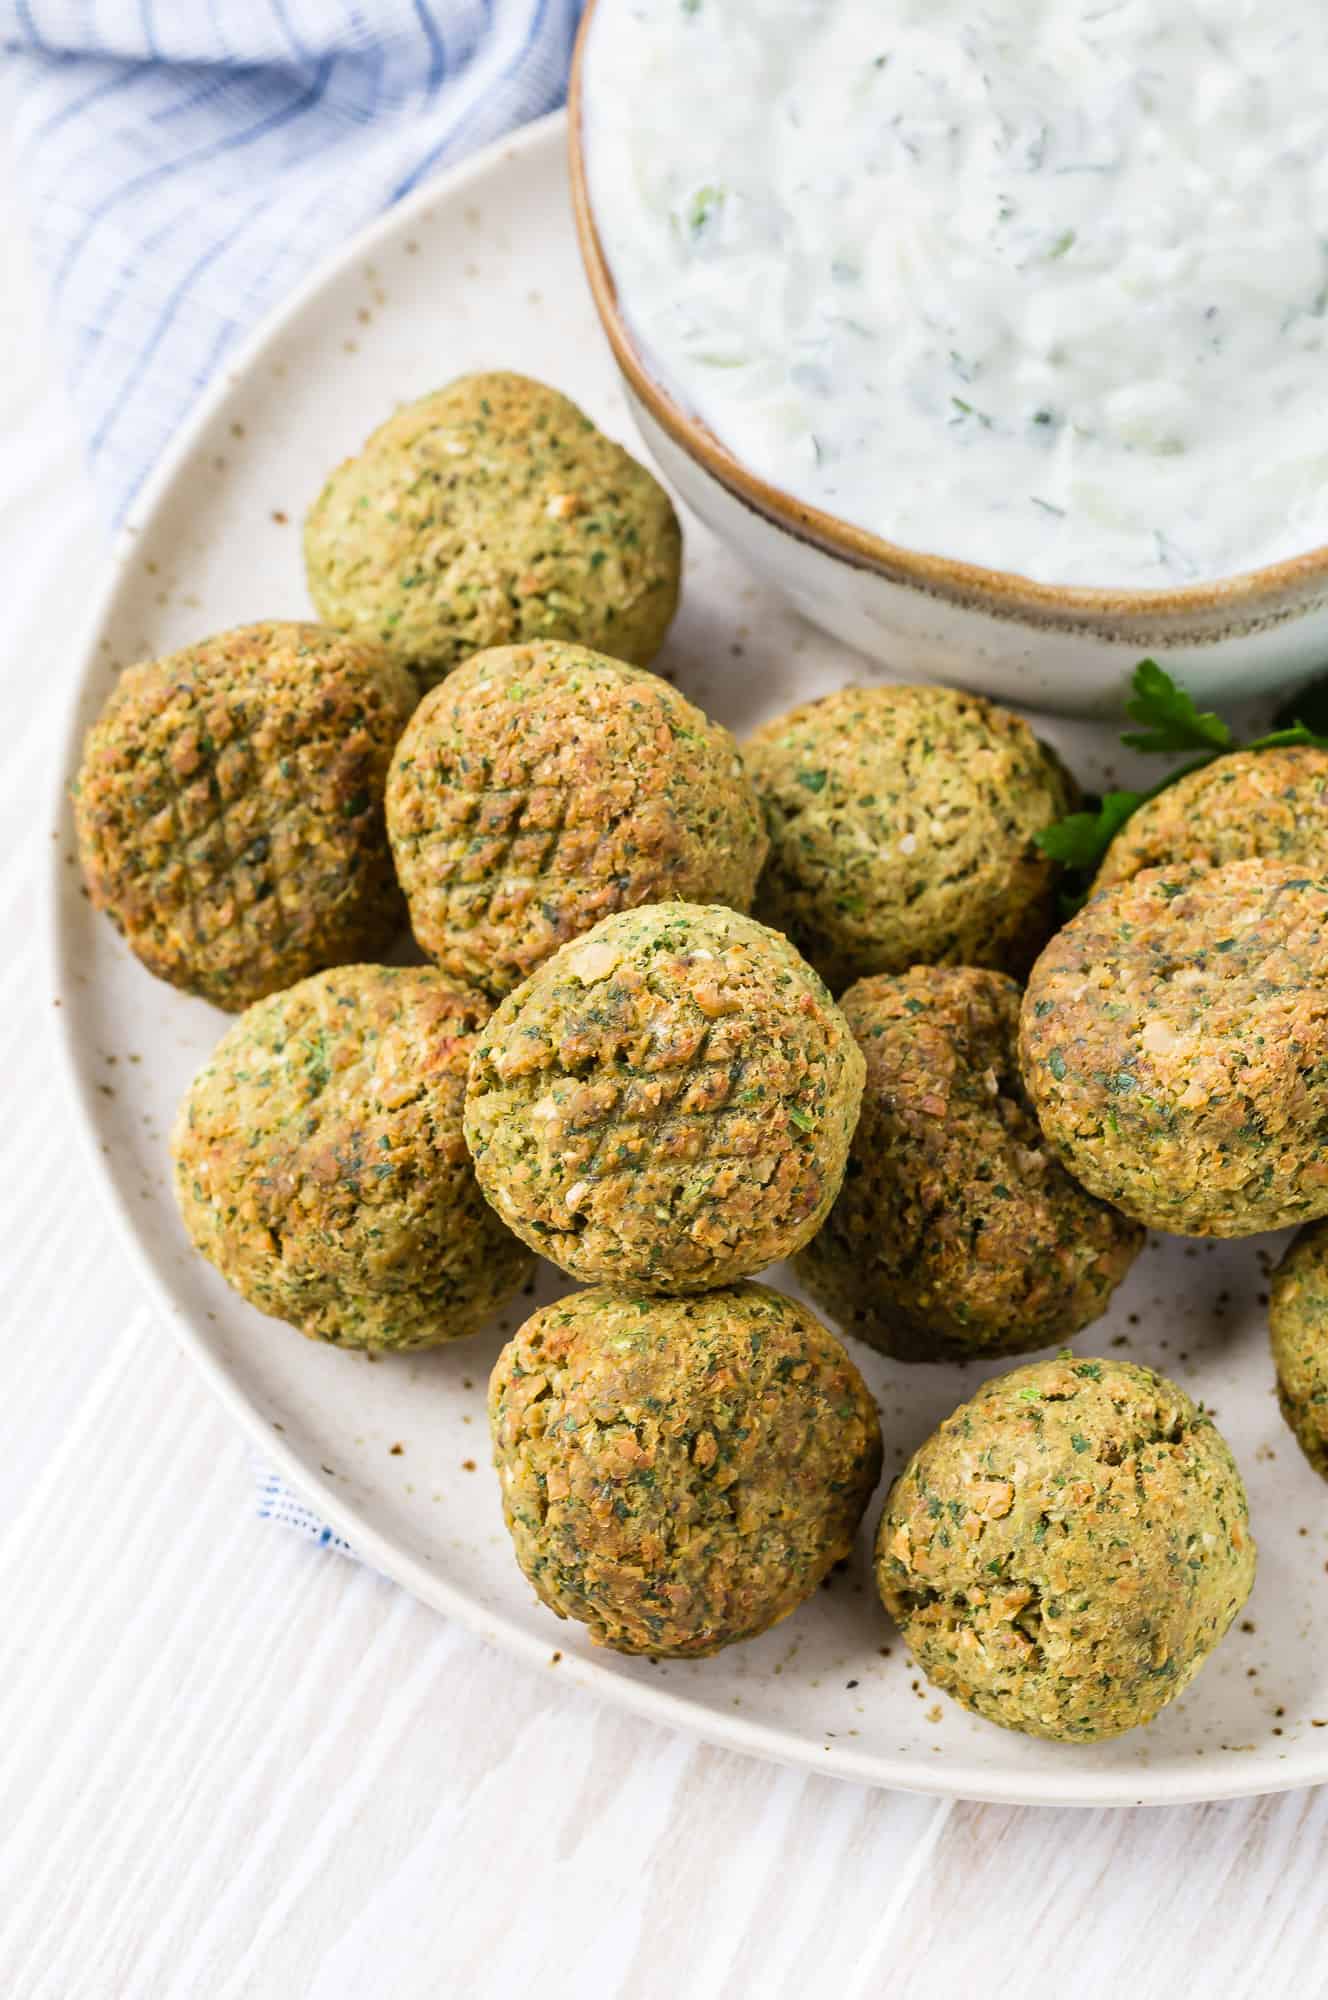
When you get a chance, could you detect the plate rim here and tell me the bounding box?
[44,109,1323,1810]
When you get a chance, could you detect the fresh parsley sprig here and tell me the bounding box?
[1118,658,1233,756]
[1035,659,1328,892]
[1036,788,1154,871]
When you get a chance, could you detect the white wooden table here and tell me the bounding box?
[2,147,1326,2000]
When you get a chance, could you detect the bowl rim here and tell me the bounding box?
[568,0,1328,628]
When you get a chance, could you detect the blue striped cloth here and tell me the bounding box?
[3,0,583,524]
[6,0,582,1553]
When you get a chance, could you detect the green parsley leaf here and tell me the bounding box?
[1035,790,1142,870]
[1246,721,1328,754]
[1037,660,1328,911]
[1119,660,1233,756]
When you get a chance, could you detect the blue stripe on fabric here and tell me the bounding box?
[269,0,312,66]
[412,0,447,94]
[86,89,350,399]
[152,74,235,129]
[351,37,384,128]
[19,60,135,149]
[342,33,384,128]
[391,0,553,200]
[11,0,43,48]
[9,0,580,542]
[50,54,336,304]
[90,189,274,455]
[189,99,362,311]
[69,180,223,389]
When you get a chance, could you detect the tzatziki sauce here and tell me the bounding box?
[582,0,1328,588]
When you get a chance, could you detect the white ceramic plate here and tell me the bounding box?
[50,113,1328,1808]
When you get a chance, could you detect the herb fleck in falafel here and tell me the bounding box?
[1020,858,1328,1237]
[387,641,767,995]
[744,683,1073,992]
[73,621,416,1010]
[490,1283,882,1657]
[797,968,1143,1361]
[304,372,682,686]
[1269,1222,1328,1478]
[173,964,534,1349]
[1094,745,1328,893]
[463,903,865,1291]
[876,1355,1255,1741]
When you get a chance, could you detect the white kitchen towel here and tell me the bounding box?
[3,0,582,525]
[6,0,582,1552]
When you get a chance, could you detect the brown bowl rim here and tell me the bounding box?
[568,0,1328,626]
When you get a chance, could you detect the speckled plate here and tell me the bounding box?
[49,112,1328,1808]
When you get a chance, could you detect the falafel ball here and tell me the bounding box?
[172,964,534,1349]
[744,684,1073,992]
[304,373,681,687]
[1269,1222,1328,1477]
[875,1355,1255,1741]
[796,968,1144,1361]
[73,621,416,1010]
[386,641,767,996]
[1094,745,1328,893]
[490,1283,883,1657]
[464,903,865,1291]
[1020,858,1328,1237]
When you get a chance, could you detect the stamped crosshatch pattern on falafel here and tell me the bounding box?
[73,621,417,1011]
[489,1283,883,1657]
[796,967,1144,1361]
[173,963,534,1349]
[463,903,865,1291]
[304,372,682,687]
[387,641,767,995]
[1020,857,1328,1237]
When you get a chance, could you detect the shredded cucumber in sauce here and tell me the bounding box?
[583,0,1328,586]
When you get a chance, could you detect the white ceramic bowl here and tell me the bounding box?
[569,2,1328,718]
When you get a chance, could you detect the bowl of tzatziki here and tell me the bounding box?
[570,0,1328,716]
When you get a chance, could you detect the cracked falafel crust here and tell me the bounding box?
[796,968,1143,1362]
[72,621,417,1011]
[463,903,865,1291]
[1019,858,1328,1237]
[303,372,681,687]
[386,642,766,995]
[875,1355,1255,1742]
[490,1283,883,1657]
[744,683,1073,992]
[172,964,534,1349]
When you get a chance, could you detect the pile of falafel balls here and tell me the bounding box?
[75,370,1328,1746]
